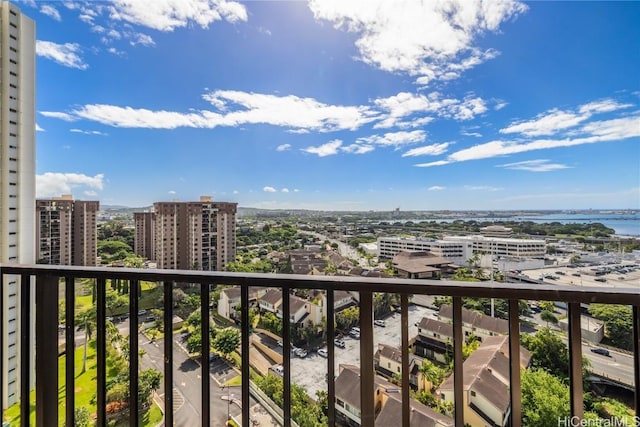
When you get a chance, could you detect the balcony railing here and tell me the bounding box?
[1,263,639,427]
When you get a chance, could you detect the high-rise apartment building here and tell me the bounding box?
[36,195,99,266]
[136,196,237,271]
[134,211,155,261]
[0,1,35,406]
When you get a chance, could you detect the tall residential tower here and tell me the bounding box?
[36,195,99,266]
[135,196,237,271]
[0,1,35,407]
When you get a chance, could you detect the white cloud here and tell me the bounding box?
[500,109,585,137]
[203,90,375,132]
[500,98,633,137]
[309,0,527,84]
[494,101,508,111]
[40,111,77,121]
[281,188,289,193]
[40,5,61,21]
[428,186,445,191]
[293,189,300,193]
[107,0,248,31]
[358,130,426,148]
[402,142,450,157]
[263,186,277,193]
[414,160,451,168]
[302,139,343,157]
[276,144,291,151]
[373,92,487,128]
[461,131,482,138]
[497,159,571,172]
[168,190,176,194]
[47,90,375,132]
[36,123,45,132]
[232,190,239,194]
[70,128,108,136]
[36,40,88,70]
[84,190,98,197]
[341,144,375,154]
[36,172,104,198]
[130,33,155,47]
[452,115,640,162]
[464,185,502,192]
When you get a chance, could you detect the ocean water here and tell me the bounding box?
[514,213,640,237]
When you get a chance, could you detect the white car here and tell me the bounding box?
[295,348,308,358]
[374,320,386,327]
[317,348,328,358]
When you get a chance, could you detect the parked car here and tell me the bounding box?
[334,338,346,348]
[374,320,386,327]
[317,348,328,358]
[295,348,308,358]
[137,309,147,316]
[349,330,360,339]
[272,365,284,376]
[277,339,283,347]
[594,277,607,282]
[590,348,610,357]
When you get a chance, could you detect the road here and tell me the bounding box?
[140,332,244,426]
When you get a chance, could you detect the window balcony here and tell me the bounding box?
[0,264,638,427]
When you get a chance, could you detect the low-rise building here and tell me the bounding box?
[438,336,530,427]
[335,365,453,427]
[392,251,455,279]
[438,305,509,341]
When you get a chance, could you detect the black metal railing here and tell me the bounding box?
[0,263,639,427]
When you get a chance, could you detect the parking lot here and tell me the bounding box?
[290,304,437,399]
[521,262,640,289]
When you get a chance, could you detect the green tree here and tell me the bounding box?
[540,310,558,327]
[588,304,633,350]
[75,308,96,374]
[74,407,91,427]
[213,327,241,358]
[521,369,570,426]
[521,328,569,378]
[335,306,359,331]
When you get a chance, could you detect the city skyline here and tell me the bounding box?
[32,1,640,211]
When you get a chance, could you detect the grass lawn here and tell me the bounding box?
[3,342,163,426]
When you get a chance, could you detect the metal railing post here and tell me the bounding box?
[282,286,291,427]
[359,291,374,427]
[633,305,639,418]
[568,302,583,420]
[65,276,75,427]
[20,273,30,427]
[327,289,336,427]
[201,282,210,426]
[163,281,174,427]
[400,294,410,427]
[96,278,106,427]
[241,285,250,427]
[35,274,58,427]
[508,299,521,427]
[129,279,140,424]
[453,296,464,426]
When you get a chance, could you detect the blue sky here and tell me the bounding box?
[30,0,640,211]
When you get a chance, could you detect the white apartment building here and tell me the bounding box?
[0,1,35,406]
[378,235,546,266]
[378,237,470,265]
[442,235,546,258]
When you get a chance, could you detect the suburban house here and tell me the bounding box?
[218,287,266,320]
[373,343,424,390]
[217,287,241,319]
[437,336,530,427]
[438,305,509,341]
[335,364,453,427]
[413,317,454,364]
[288,249,328,274]
[392,251,455,279]
[257,288,314,327]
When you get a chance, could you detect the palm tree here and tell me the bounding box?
[75,308,96,374]
[418,359,442,392]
